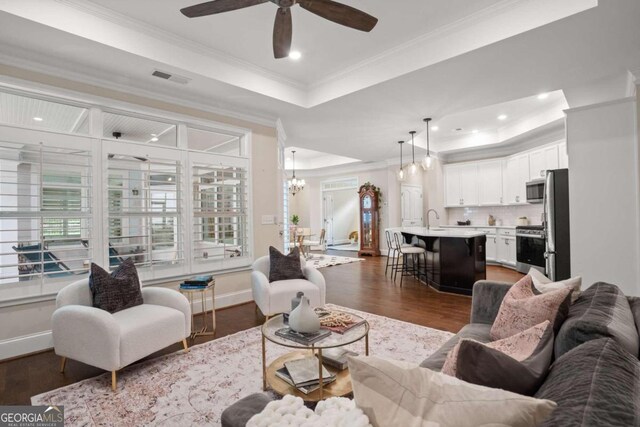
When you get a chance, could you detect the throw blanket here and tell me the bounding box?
[247,395,371,427]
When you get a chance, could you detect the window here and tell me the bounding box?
[103,112,177,147]
[0,138,92,291]
[0,90,89,135]
[106,152,182,272]
[192,159,249,267]
[187,127,242,156]
[0,89,253,302]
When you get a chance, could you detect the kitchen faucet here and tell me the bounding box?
[426,209,440,230]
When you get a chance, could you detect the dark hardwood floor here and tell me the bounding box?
[0,251,522,405]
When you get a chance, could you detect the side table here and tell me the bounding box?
[179,281,216,340]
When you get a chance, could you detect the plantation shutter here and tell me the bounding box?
[0,134,93,298]
[106,149,183,276]
[191,156,250,270]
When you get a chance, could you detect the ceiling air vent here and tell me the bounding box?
[151,70,191,85]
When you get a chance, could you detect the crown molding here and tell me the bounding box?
[0,50,278,128]
[440,119,565,163]
[295,160,389,178]
[306,0,597,106]
[310,0,523,90]
[56,0,307,91]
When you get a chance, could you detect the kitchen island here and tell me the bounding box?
[387,227,487,295]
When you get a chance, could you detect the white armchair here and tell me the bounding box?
[52,278,191,391]
[251,255,326,318]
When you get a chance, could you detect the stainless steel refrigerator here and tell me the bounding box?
[543,169,571,281]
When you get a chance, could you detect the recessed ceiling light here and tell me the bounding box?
[33,117,43,122]
[538,93,549,100]
[151,137,159,142]
[289,51,302,60]
[472,129,479,134]
[498,114,508,121]
[431,126,439,131]
[454,128,463,132]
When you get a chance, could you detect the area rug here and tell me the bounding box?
[32,304,453,427]
[305,255,364,269]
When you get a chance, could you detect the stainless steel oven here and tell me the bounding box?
[526,179,545,203]
[516,225,545,274]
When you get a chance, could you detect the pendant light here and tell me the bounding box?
[421,117,434,170]
[288,150,305,196]
[397,140,406,182]
[409,130,418,176]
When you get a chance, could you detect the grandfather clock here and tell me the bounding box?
[358,183,381,257]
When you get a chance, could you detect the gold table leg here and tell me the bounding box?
[365,332,369,356]
[318,348,324,400]
[262,333,267,391]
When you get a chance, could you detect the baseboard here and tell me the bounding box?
[0,331,53,361]
[0,289,254,361]
[328,239,351,246]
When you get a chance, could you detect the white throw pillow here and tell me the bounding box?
[528,268,581,301]
[247,395,371,427]
[348,355,556,427]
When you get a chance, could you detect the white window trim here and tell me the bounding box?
[0,82,255,306]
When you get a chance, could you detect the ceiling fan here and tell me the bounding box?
[180,0,379,59]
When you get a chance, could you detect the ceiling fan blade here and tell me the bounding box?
[299,0,378,32]
[181,0,268,18]
[273,7,292,59]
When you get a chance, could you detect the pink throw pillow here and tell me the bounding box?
[490,275,570,340]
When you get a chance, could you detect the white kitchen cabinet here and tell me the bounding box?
[505,154,529,204]
[485,233,497,262]
[444,163,478,207]
[444,165,462,207]
[459,163,479,206]
[529,145,559,180]
[478,160,503,205]
[558,142,569,169]
[497,236,516,266]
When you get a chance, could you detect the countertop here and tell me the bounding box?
[387,227,488,238]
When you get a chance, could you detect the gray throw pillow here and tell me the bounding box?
[556,282,639,358]
[268,246,305,282]
[455,322,554,396]
[89,259,143,313]
[536,338,640,427]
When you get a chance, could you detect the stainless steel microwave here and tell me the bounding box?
[526,179,545,203]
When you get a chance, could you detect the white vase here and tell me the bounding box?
[288,296,320,333]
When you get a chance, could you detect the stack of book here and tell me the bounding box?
[179,275,214,290]
[275,356,337,395]
[274,328,331,345]
[321,347,359,371]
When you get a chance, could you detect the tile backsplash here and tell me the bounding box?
[447,205,544,227]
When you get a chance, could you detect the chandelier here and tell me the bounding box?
[288,150,305,196]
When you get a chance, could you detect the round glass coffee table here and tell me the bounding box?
[261,311,369,401]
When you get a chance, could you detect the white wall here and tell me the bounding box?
[566,97,640,296]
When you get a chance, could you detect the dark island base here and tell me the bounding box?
[401,232,487,296]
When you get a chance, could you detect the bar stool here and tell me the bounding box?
[386,230,414,276]
[392,233,427,287]
[384,230,395,275]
